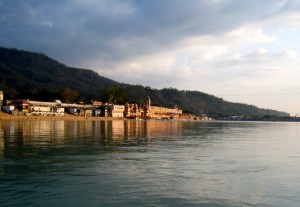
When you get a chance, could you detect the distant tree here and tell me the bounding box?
[100,85,129,104]
[13,90,60,101]
[58,87,79,103]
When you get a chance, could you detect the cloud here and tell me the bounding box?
[208,48,300,95]
[227,28,276,44]
[86,24,277,86]
[0,0,297,69]
[0,0,288,65]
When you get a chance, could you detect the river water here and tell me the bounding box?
[0,120,300,207]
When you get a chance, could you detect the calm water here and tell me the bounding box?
[1,120,300,207]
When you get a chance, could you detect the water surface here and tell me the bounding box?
[1,120,300,206]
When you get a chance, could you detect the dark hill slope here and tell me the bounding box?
[0,47,117,98]
[124,86,288,117]
[0,47,289,117]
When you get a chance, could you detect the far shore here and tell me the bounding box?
[0,111,126,121]
[0,112,193,121]
[0,111,200,121]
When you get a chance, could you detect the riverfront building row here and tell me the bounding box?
[1,94,183,119]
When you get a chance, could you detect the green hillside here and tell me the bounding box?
[0,47,117,99]
[0,47,289,117]
[124,86,289,117]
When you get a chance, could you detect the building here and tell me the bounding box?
[99,104,110,117]
[2,99,27,115]
[146,105,182,119]
[98,104,125,117]
[2,105,15,113]
[21,101,95,116]
[124,96,183,119]
[60,103,94,116]
[143,96,151,118]
[0,90,3,109]
[124,103,142,118]
[143,96,182,119]
[23,100,64,116]
[109,105,125,117]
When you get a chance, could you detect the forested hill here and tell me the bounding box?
[0,47,289,117]
[0,47,117,99]
[124,86,289,117]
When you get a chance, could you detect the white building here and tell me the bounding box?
[110,105,125,117]
[23,100,64,116]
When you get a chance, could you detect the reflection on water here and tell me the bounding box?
[0,120,217,153]
[0,120,187,148]
[1,120,300,207]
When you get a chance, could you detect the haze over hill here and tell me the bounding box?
[0,47,289,117]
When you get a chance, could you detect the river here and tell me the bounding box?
[1,120,300,206]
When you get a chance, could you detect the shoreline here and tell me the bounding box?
[0,112,196,121]
[3,112,298,122]
[0,112,126,121]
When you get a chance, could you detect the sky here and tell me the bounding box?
[1,0,300,115]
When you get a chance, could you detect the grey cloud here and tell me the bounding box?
[0,0,298,68]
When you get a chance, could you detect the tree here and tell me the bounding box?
[58,88,79,103]
[100,85,129,104]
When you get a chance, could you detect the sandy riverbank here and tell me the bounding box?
[0,111,125,121]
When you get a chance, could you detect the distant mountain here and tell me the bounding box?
[124,86,289,117]
[0,47,117,99]
[0,47,289,117]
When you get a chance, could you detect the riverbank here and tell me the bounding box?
[0,111,125,121]
[0,111,202,121]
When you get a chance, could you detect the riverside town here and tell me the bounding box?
[0,90,212,121]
